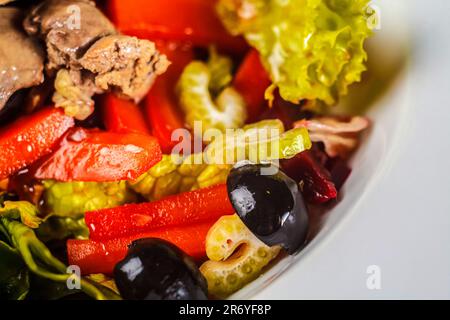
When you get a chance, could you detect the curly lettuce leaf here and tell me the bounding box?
[217,0,373,105]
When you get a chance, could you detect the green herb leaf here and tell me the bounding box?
[0,240,29,300]
[0,201,42,229]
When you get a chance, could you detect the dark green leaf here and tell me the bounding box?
[0,241,29,300]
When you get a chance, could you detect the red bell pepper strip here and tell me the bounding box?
[34,128,162,182]
[146,80,187,154]
[145,42,193,154]
[106,0,248,55]
[86,183,234,241]
[67,220,215,275]
[233,50,272,122]
[101,94,151,135]
[281,150,337,204]
[0,107,74,180]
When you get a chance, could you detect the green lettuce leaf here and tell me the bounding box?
[0,240,29,300]
[0,200,121,300]
[36,216,89,242]
[0,201,42,229]
[0,216,121,300]
[217,0,373,105]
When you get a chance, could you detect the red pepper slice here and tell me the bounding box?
[0,107,74,180]
[281,150,337,204]
[233,49,271,122]
[145,42,193,154]
[34,128,162,182]
[86,184,234,241]
[106,0,248,54]
[67,220,215,275]
[101,94,151,135]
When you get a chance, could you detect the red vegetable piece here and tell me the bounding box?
[327,157,352,191]
[67,220,215,275]
[86,184,234,240]
[101,94,151,135]
[281,150,338,204]
[106,0,248,54]
[34,128,162,182]
[0,107,74,179]
[233,49,271,122]
[145,42,193,154]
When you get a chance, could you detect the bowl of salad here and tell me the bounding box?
[0,0,389,300]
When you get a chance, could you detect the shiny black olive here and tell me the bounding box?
[114,238,208,300]
[226,162,309,254]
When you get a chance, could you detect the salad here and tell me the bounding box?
[0,0,373,300]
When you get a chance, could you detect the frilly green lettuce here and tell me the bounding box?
[217,0,373,105]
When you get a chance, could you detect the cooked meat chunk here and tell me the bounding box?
[24,0,117,72]
[79,35,169,103]
[0,8,44,113]
[24,0,168,120]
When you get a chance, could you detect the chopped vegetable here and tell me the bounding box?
[0,200,120,300]
[34,128,162,182]
[177,54,247,134]
[204,125,312,164]
[67,220,216,275]
[86,274,119,295]
[129,119,305,201]
[36,216,89,242]
[0,107,74,180]
[145,42,193,154]
[295,116,370,158]
[85,184,234,241]
[42,181,136,218]
[207,47,234,96]
[129,155,230,200]
[53,69,95,121]
[281,150,337,204]
[200,214,280,298]
[217,0,373,104]
[0,240,29,300]
[233,49,271,121]
[107,0,248,54]
[0,201,41,229]
[101,94,151,135]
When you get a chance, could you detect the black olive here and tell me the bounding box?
[226,162,309,254]
[114,238,208,300]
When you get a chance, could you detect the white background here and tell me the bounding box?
[236,0,450,299]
